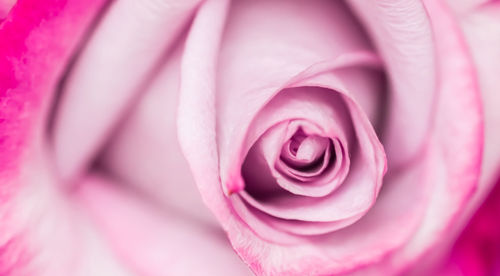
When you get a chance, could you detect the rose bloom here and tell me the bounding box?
[1,0,500,275]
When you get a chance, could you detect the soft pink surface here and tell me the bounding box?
[77,174,250,276]
[52,0,202,182]
[0,0,499,275]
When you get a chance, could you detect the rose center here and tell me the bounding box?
[280,129,331,170]
[277,128,336,181]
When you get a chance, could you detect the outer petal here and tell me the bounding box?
[349,1,483,274]
[435,3,500,274]
[459,2,500,212]
[349,0,437,167]
[0,0,127,275]
[51,0,202,181]
[0,0,14,18]
[446,0,492,14]
[82,16,252,275]
[98,35,217,226]
[76,174,251,276]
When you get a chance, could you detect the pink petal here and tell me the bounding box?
[445,0,492,14]
[0,0,118,274]
[76,174,251,276]
[351,0,484,274]
[460,2,500,207]
[98,34,216,226]
[0,0,14,18]
[294,135,329,163]
[349,0,437,167]
[215,0,377,195]
[51,0,202,181]
[245,87,353,198]
[432,3,500,274]
[231,61,387,241]
[233,75,386,220]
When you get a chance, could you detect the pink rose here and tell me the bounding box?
[1,0,499,275]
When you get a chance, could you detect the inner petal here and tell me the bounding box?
[241,86,354,199]
[243,119,349,200]
[215,0,377,194]
[232,70,386,238]
[295,135,329,162]
[277,138,343,182]
[281,129,330,169]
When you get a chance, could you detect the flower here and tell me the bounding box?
[0,0,499,275]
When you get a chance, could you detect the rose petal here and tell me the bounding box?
[177,0,233,229]
[0,0,124,274]
[215,0,377,195]
[98,34,216,226]
[422,3,500,273]
[459,2,500,211]
[0,0,15,19]
[348,1,483,274]
[230,62,386,242]
[349,0,437,168]
[292,135,329,163]
[245,88,352,198]
[76,174,251,276]
[234,82,385,223]
[51,0,201,181]
[446,0,491,14]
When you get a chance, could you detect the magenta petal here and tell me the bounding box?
[442,177,500,276]
[0,0,14,19]
[0,0,110,274]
